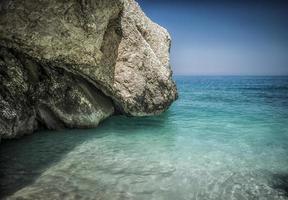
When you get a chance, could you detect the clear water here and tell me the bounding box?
[1,76,288,200]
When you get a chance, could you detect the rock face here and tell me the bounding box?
[0,0,178,139]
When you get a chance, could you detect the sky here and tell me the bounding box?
[137,0,288,76]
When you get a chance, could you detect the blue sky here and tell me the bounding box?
[137,0,288,75]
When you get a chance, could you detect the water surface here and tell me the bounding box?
[1,76,288,200]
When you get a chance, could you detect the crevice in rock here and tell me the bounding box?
[99,15,122,84]
[0,46,117,138]
[37,103,65,130]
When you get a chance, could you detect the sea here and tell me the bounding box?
[1,76,288,200]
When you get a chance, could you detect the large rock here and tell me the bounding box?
[0,0,178,139]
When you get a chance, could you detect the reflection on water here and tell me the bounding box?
[1,76,288,200]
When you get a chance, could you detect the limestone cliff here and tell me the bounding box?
[0,0,178,139]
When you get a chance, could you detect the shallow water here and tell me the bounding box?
[1,76,288,200]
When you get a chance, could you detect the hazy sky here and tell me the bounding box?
[138,0,288,75]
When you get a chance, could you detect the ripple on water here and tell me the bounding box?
[1,76,288,200]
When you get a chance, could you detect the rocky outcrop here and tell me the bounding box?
[0,0,178,139]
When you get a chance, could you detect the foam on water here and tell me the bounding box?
[1,76,288,199]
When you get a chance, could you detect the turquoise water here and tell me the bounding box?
[1,76,288,200]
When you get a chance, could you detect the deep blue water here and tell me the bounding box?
[1,76,288,199]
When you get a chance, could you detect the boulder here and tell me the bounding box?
[0,0,178,139]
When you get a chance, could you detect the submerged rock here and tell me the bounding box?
[0,0,178,139]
